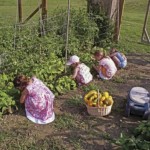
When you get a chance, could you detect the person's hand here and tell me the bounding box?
[92,65,97,70]
[92,64,95,68]
[122,54,127,60]
[70,75,75,79]
[32,75,36,78]
[94,65,102,72]
[91,56,95,60]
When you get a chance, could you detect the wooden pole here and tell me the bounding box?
[39,0,47,36]
[65,0,70,73]
[141,0,150,43]
[114,0,124,42]
[22,4,42,24]
[18,0,23,23]
[42,0,47,22]
[118,0,124,40]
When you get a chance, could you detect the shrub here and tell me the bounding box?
[111,121,150,150]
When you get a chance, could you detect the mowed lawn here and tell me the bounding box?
[119,0,150,53]
[0,0,149,53]
[0,0,86,23]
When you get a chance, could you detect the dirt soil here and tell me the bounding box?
[0,53,150,150]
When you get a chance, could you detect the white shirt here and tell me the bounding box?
[99,57,117,79]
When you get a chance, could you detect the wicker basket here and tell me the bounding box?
[85,89,113,116]
[86,104,113,116]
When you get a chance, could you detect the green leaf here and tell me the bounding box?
[2,107,7,113]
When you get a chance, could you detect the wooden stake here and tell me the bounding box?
[118,0,124,40]
[65,0,70,73]
[114,0,124,42]
[42,0,47,22]
[141,0,150,43]
[18,0,23,23]
[23,4,42,24]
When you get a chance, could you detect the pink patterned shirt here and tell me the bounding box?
[25,77,55,122]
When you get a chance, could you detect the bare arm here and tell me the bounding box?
[122,53,127,60]
[93,64,101,72]
[109,52,117,57]
[20,89,28,104]
[72,67,79,79]
[93,64,111,78]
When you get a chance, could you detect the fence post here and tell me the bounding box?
[42,0,47,22]
[18,0,23,23]
[114,0,124,42]
[141,0,150,44]
[65,0,70,73]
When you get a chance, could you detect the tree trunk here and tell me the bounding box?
[87,0,112,15]
[87,0,124,42]
[87,0,118,20]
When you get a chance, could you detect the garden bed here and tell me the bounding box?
[0,53,150,150]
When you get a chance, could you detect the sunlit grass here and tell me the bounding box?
[81,82,101,93]
[112,76,126,84]
[0,0,149,53]
[118,0,150,53]
[64,95,84,108]
[54,113,78,130]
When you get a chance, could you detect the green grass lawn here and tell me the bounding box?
[0,0,149,53]
[118,0,150,53]
[0,0,86,23]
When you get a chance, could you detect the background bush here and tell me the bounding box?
[0,8,114,115]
